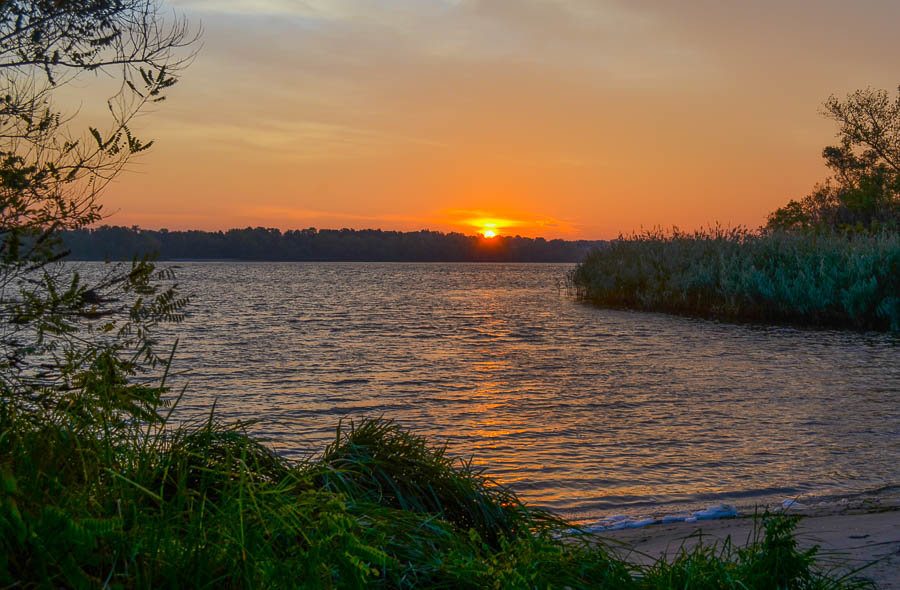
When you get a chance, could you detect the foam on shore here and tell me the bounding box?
[576,504,740,533]
[571,487,900,535]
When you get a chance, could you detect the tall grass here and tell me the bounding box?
[0,406,875,588]
[570,228,900,331]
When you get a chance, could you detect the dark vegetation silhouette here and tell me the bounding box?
[0,3,877,587]
[62,225,607,262]
[767,86,900,233]
[0,0,195,426]
[572,84,900,331]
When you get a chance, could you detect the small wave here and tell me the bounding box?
[575,504,739,533]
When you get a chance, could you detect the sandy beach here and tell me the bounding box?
[597,499,900,588]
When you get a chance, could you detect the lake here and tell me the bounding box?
[145,261,899,525]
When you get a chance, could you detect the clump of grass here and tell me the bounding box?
[310,418,556,546]
[636,512,874,589]
[0,410,875,588]
[570,227,900,331]
[1,413,379,588]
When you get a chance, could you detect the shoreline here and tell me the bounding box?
[567,485,900,531]
[593,496,900,588]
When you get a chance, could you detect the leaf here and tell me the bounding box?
[88,127,102,148]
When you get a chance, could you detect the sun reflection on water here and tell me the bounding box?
[142,261,900,523]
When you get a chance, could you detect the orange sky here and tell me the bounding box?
[73,0,900,239]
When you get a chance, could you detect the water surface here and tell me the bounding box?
[149,262,899,523]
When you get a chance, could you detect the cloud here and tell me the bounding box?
[159,0,709,171]
[170,0,355,19]
[153,116,445,160]
[175,0,707,80]
[239,207,434,228]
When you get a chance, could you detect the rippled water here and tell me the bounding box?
[145,262,899,523]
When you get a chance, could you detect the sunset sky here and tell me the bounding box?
[83,0,900,239]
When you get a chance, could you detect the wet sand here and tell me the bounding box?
[597,501,900,588]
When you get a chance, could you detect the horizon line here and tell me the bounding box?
[81,224,611,242]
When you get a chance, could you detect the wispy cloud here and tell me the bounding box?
[173,0,707,80]
[239,207,434,228]
[170,0,354,18]
[154,117,445,160]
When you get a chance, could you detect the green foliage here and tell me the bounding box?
[311,419,557,547]
[2,406,870,589]
[0,406,606,588]
[571,228,900,331]
[0,1,194,430]
[638,512,874,589]
[768,85,900,232]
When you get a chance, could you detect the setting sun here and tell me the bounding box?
[479,221,499,238]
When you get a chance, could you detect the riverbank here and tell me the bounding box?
[600,498,900,588]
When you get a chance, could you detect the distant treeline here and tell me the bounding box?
[61,226,606,262]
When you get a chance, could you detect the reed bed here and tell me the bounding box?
[570,228,900,331]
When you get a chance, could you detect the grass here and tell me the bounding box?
[637,513,873,590]
[569,228,900,331]
[0,404,877,588]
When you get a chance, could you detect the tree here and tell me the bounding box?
[0,1,196,428]
[768,84,900,232]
